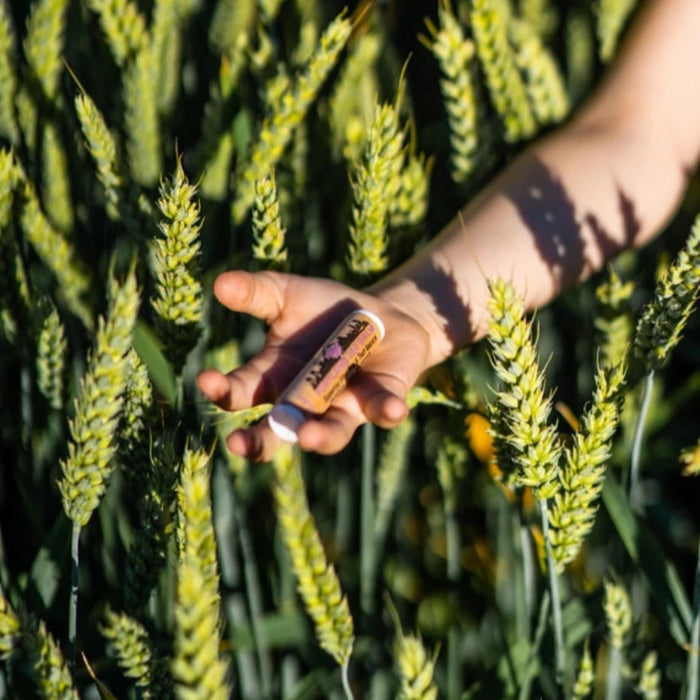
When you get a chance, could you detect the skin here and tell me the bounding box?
[197,0,700,461]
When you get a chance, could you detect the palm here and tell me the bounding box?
[197,270,431,460]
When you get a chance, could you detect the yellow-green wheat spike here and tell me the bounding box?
[58,265,140,527]
[328,31,381,162]
[101,608,172,698]
[75,92,124,221]
[594,266,633,369]
[23,0,69,100]
[596,0,637,63]
[394,629,439,700]
[435,432,468,516]
[23,615,79,699]
[518,0,558,38]
[486,277,561,498]
[209,0,256,52]
[87,0,147,66]
[509,17,568,126]
[634,214,700,371]
[118,348,153,471]
[41,121,74,233]
[124,39,161,188]
[15,87,38,154]
[273,444,354,669]
[471,0,536,142]
[426,1,483,182]
[18,178,93,328]
[572,639,594,699]
[637,651,661,700]
[389,151,432,228]
[36,301,67,410]
[549,360,626,571]
[0,0,19,144]
[232,10,352,223]
[151,0,188,116]
[0,589,21,660]
[150,157,203,374]
[604,579,632,651]
[259,0,283,24]
[252,170,287,266]
[172,445,229,700]
[347,99,406,276]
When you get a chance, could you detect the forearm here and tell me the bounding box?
[371,0,700,368]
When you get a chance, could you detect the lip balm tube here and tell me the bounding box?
[267,309,385,442]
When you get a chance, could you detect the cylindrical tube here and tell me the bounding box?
[267,309,385,442]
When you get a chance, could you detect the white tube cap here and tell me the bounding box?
[267,404,305,443]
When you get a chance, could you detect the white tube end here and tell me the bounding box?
[268,404,305,443]
[359,309,385,341]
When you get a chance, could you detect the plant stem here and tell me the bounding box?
[629,370,654,510]
[341,661,354,699]
[518,590,551,700]
[540,498,565,687]
[605,646,623,700]
[445,506,461,700]
[685,538,700,700]
[520,514,535,641]
[360,422,376,616]
[68,523,80,672]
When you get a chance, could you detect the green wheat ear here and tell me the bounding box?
[124,40,161,188]
[519,0,558,38]
[41,122,74,234]
[101,607,172,698]
[232,9,352,223]
[471,0,536,142]
[594,266,634,369]
[23,0,69,101]
[0,590,21,660]
[509,17,569,127]
[604,579,632,650]
[425,0,488,183]
[172,445,230,700]
[596,0,637,63]
[634,215,700,371]
[272,444,355,670]
[252,170,288,267]
[59,263,140,527]
[347,97,406,276]
[637,651,661,700]
[572,639,594,699]
[0,0,19,144]
[486,277,562,499]
[549,359,626,571]
[21,612,79,699]
[36,299,67,410]
[87,0,147,66]
[17,174,93,329]
[75,92,125,221]
[150,156,203,375]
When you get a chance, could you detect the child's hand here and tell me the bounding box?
[196,270,433,461]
